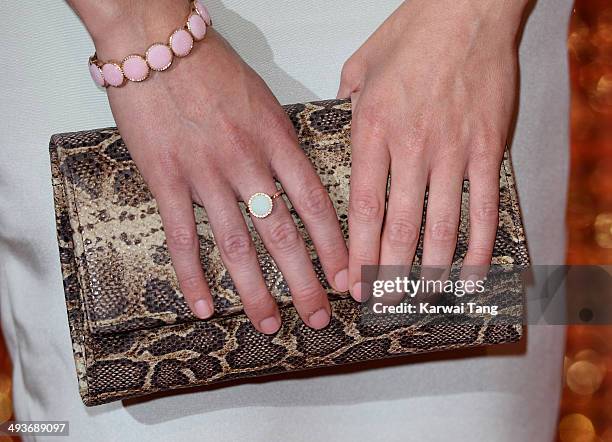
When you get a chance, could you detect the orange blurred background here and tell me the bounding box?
[0,2,611,441]
[559,1,612,442]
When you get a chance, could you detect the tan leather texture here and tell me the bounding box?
[50,99,529,406]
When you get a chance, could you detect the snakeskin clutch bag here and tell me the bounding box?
[50,99,529,406]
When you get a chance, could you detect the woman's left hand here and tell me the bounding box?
[338,0,528,300]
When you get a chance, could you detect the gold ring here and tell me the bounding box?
[247,189,284,219]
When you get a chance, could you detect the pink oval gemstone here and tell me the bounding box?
[170,29,194,57]
[187,14,207,40]
[146,44,173,71]
[195,1,211,25]
[88,62,105,87]
[122,55,149,82]
[101,63,124,87]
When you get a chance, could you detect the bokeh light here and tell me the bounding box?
[559,413,596,442]
[561,0,612,440]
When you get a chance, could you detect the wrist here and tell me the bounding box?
[71,0,191,60]
[397,0,529,42]
[467,0,530,34]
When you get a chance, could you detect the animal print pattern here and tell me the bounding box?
[50,99,528,406]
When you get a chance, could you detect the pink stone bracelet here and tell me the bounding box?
[88,0,212,88]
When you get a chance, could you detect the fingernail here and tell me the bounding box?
[259,316,281,335]
[308,308,330,329]
[351,282,369,302]
[194,299,213,319]
[465,274,483,294]
[334,268,349,292]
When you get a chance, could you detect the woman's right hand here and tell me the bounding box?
[83,1,349,334]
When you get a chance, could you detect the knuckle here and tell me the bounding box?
[242,290,274,316]
[428,219,458,242]
[386,218,420,249]
[478,123,503,145]
[316,235,345,259]
[350,248,377,266]
[350,190,384,223]
[301,186,333,219]
[471,134,504,160]
[467,246,493,264]
[166,226,197,251]
[404,129,428,155]
[470,149,499,166]
[267,111,294,136]
[179,273,203,294]
[294,280,325,306]
[473,201,499,223]
[219,232,253,264]
[268,220,301,252]
[155,149,182,179]
[156,148,178,168]
[399,140,427,156]
[316,242,345,269]
[355,104,386,137]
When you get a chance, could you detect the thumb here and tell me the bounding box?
[337,80,354,99]
[337,58,362,99]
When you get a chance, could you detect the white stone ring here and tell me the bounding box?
[247,190,284,219]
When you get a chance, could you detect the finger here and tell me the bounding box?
[155,183,214,319]
[376,158,427,305]
[238,175,331,330]
[460,159,501,284]
[195,182,281,335]
[337,59,361,99]
[347,110,390,301]
[270,142,349,293]
[337,82,353,100]
[379,158,427,267]
[421,166,464,284]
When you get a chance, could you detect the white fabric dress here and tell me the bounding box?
[0,0,572,441]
